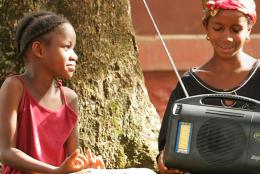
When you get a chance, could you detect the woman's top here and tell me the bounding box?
[158,60,260,152]
[2,77,77,174]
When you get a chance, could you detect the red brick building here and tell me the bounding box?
[130,0,260,119]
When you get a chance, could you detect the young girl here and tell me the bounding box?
[0,11,104,173]
[157,0,258,173]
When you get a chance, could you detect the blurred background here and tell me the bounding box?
[130,0,260,119]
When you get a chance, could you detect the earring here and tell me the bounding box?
[206,35,210,41]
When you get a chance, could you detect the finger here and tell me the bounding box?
[96,156,101,169]
[78,154,88,168]
[92,152,96,161]
[68,148,80,163]
[78,146,83,153]
[96,155,106,169]
[75,158,86,169]
[86,148,92,160]
[74,158,84,168]
[86,147,92,168]
[83,156,91,168]
[91,152,97,168]
[70,149,88,170]
[165,169,183,174]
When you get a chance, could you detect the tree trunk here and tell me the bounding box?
[0,0,160,170]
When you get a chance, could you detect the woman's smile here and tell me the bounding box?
[216,43,236,53]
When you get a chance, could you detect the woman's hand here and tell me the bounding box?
[56,148,88,173]
[157,150,184,174]
[85,148,106,169]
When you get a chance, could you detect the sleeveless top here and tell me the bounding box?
[2,77,77,174]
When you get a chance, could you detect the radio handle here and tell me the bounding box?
[176,94,260,111]
[202,93,257,102]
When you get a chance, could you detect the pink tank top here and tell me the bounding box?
[2,77,77,174]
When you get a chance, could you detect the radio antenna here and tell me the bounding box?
[142,0,189,98]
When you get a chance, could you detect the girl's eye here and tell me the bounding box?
[63,45,71,50]
[213,27,222,31]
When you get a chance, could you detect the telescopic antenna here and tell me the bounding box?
[142,0,189,98]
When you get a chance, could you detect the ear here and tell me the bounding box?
[246,27,252,42]
[203,21,209,35]
[31,41,44,59]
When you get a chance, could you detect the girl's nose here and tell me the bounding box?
[71,50,78,61]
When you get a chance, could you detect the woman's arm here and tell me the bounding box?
[157,83,186,174]
[157,150,184,174]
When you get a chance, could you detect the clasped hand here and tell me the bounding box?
[57,148,105,173]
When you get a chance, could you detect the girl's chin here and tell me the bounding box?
[61,73,74,80]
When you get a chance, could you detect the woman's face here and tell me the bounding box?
[206,10,251,59]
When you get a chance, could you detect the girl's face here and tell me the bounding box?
[206,10,251,59]
[42,23,78,79]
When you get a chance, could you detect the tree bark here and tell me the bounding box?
[0,0,160,170]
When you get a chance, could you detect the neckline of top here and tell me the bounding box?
[189,59,260,93]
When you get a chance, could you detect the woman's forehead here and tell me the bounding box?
[210,10,248,24]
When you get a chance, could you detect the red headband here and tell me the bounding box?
[203,0,257,24]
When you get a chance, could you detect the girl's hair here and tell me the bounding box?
[15,11,69,59]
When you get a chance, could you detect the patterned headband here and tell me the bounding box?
[202,0,257,24]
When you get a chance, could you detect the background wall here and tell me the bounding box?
[130,0,260,119]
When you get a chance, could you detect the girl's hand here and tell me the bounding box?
[56,148,88,173]
[85,148,106,169]
[157,150,184,174]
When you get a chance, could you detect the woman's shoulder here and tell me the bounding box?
[180,68,196,82]
[249,59,260,78]
[170,69,195,94]
[171,69,197,90]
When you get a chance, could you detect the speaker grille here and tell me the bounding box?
[196,118,246,166]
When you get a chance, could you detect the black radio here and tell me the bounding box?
[164,94,260,174]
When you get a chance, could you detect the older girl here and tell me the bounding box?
[158,0,258,173]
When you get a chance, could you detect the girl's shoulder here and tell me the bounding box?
[62,86,78,101]
[61,86,78,112]
[0,76,24,106]
[1,75,24,93]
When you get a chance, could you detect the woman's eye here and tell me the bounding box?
[232,28,241,33]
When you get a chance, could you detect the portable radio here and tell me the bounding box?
[164,94,260,174]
